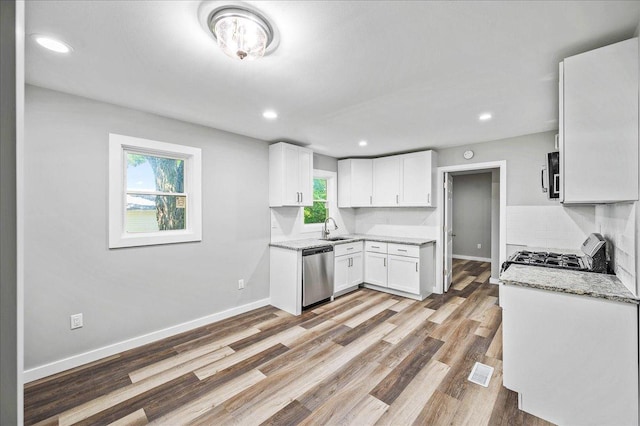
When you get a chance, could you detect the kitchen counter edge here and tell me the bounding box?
[269,234,436,251]
[500,264,639,305]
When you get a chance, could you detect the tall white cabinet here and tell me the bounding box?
[559,37,638,203]
[269,142,313,207]
[339,150,437,208]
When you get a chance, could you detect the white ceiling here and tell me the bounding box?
[25,1,640,158]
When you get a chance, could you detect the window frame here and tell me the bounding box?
[109,133,202,248]
[302,170,336,232]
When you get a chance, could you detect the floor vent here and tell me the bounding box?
[468,362,494,387]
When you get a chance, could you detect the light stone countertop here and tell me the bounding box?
[500,264,639,305]
[269,234,436,251]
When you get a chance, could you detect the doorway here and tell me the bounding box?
[436,161,506,293]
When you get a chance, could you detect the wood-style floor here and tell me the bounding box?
[25,259,554,426]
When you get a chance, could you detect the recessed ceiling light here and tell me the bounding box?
[478,112,492,122]
[359,140,368,147]
[32,35,72,53]
[262,110,278,120]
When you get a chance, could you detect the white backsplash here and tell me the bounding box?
[595,202,636,295]
[270,207,356,242]
[506,205,596,251]
[353,207,440,239]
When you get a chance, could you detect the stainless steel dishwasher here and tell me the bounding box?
[302,246,334,308]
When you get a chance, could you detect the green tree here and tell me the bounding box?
[128,154,185,230]
[304,178,328,224]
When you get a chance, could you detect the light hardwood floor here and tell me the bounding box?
[24,259,554,425]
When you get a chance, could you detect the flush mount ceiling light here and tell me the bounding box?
[32,34,72,53]
[207,6,275,61]
[359,140,368,147]
[478,112,493,122]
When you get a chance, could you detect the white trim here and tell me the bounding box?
[436,160,507,294]
[108,133,202,248]
[489,277,500,285]
[23,298,271,383]
[453,254,492,262]
[16,2,26,422]
[361,283,424,301]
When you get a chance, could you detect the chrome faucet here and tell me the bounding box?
[323,217,338,239]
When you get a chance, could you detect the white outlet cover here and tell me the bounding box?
[70,313,83,330]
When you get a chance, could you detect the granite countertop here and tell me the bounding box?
[269,234,436,251]
[500,264,639,305]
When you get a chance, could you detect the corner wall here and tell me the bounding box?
[24,86,271,374]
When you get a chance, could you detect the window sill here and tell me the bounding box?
[109,229,202,249]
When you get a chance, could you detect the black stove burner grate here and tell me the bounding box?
[503,250,590,272]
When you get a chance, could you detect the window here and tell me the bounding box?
[109,134,202,248]
[304,177,329,224]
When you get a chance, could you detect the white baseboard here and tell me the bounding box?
[489,277,500,285]
[452,254,492,262]
[23,298,271,383]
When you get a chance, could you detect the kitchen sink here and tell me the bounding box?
[325,236,352,241]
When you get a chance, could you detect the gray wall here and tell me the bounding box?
[314,153,338,172]
[24,85,271,370]
[452,173,492,259]
[438,131,557,206]
[1,1,19,422]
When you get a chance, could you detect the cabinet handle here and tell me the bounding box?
[383,258,386,267]
[370,195,372,205]
[427,193,430,204]
[371,245,380,249]
[300,192,303,203]
[396,194,399,204]
[347,247,353,250]
[350,258,353,267]
[398,249,407,252]
[416,262,418,272]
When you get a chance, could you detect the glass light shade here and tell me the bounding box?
[211,8,272,61]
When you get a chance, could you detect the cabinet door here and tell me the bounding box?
[334,255,351,293]
[399,151,432,206]
[298,147,313,206]
[283,144,301,205]
[372,156,400,206]
[351,159,373,207]
[349,252,364,286]
[364,252,387,287]
[562,38,638,203]
[387,254,420,294]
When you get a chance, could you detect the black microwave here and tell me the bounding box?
[542,152,560,199]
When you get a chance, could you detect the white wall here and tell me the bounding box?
[24,86,271,373]
[353,208,439,239]
[596,203,636,294]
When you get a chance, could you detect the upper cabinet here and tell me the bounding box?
[269,142,313,207]
[560,38,638,204]
[340,150,437,208]
[338,159,373,207]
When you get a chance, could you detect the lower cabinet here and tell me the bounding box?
[334,242,364,294]
[388,254,419,294]
[500,284,638,425]
[363,241,434,300]
[364,252,388,287]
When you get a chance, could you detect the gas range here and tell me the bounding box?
[505,250,588,271]
[501,233,608,274]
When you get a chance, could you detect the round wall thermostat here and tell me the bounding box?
[463,150,474,160]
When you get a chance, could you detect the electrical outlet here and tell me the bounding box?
[70,313,83,330]
[477,243,482,249]
[238,279,245,290]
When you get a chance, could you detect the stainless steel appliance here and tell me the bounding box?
[302,246,334,308]
[502,233,608,274]
[541,151,560,199]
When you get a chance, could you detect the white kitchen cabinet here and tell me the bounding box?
[388,254,420,294]
[500,284,638,425]
[269,142,313,207]
[560,37,638,203]
[337,159,373,207]
[269,246,303,315]
[372,156,400,206]
[364,252,388,287]
[334,242,364,294]
[399,151,437,207]
[363,242,434,299]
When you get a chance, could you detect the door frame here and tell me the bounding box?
[435,161,507,293]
